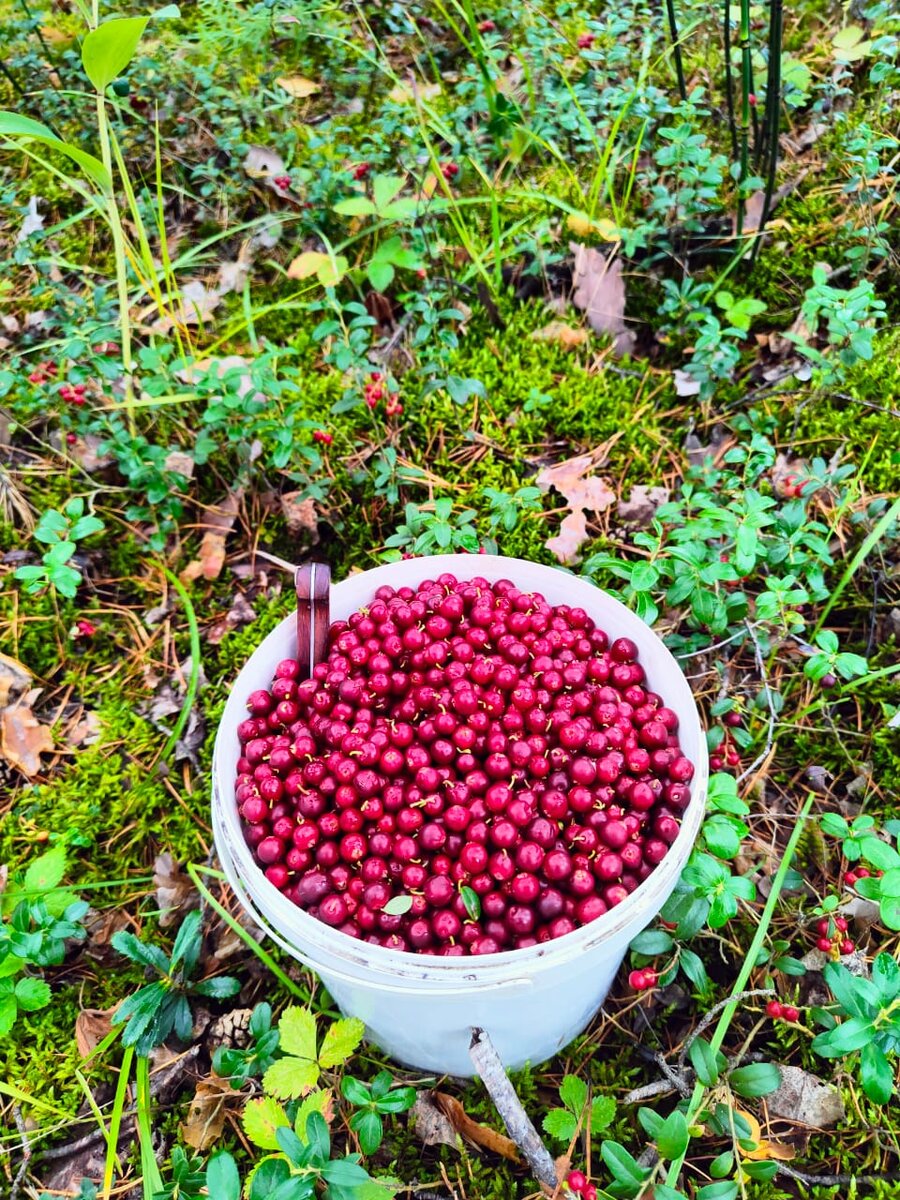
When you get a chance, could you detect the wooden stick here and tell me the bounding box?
[468,1027,558,1190]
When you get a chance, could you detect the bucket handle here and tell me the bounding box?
[214,809,534,998]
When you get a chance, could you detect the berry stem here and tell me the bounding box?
[663,793,815,1191]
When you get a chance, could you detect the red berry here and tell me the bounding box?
[567,1171,587,1193]
[766,1000,783,1018]
[312,430,333,445]
[782,1005,800,1023]
[577,32,594,48]
[477,19,496,32]
[840,939,854,956]
[582,1187,597,1200]
[845,871,858,886]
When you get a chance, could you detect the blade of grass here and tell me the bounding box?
[663,792,815,1189]
[665,0,688,100]
[187,863,314,1004]
[156,567,201,765]
[102,1043,135,1200]
[813,496,900,635]
[136,1054,164,1198]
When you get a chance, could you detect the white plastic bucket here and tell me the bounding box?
[212,555,707,1076]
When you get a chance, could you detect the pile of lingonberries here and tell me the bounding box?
[233,575,695,955]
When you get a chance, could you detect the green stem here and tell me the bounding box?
[665,0,687,101]
[663,793,815,1189]
[95,91,137,435]
[813,496,900,636]
[136,1055,164,1199]
[187,864,313,1003]
[735,0,752,238]
[158,567,201,763]
[753,0,783,250]
[102,1043,135,1200]
[723,0,738,159]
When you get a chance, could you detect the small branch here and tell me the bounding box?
[736,620,777,784]
[777,1164,900,1187]
[676,989,774,1072]
[11,1106,31,1200]
[623,1079,683,1104]
[468,1028,558,1190]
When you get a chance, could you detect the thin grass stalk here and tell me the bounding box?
[735,0,753,237]
[754,0,783,247]
[723,0,738,158]
[102,1043,135,1200]
[156,567,200,764]
[665,0,688,101]
[664,793,815,1188]
[136,1054,164,1199]
[813,495,900,635]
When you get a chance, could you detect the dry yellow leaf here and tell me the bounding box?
[530,321,589,349]
[388,80,442,104]
[566,213,619,240]
[276,75,321,98]
[736,1109,795,1162]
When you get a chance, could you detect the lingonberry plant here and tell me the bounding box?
[213,1001,280,1087]
[812,953,900,1102]
[340,1071,417,1154]
[233,575,696,954]
[13,497,105,598]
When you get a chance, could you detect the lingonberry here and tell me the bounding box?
[766,1000,783,1018]
[782,1005,800,1023]
[567,1171,587,1193]
[234,576,693,953]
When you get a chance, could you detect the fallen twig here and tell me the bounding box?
[737,620,777,784]
[468,1028,558,1190]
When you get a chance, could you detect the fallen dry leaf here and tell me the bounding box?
[244,144,287,180]
[17,196,44,243]
[75,1008,114,1058]
[570,243,634,356]
[565,213,618,240]
[617,485,669,527]
[414,1092,458,1150]
[276,75,320,98]
[433,1092,520,1162]
[0,653,30,709]
[734,1109,794,1162]
[673,368,701,397]
[181,1075,232,1151]
[280,492,320,539]
[204,591,258,646]
[766,1066,845,1129]
[387,80,442,104]
[286,250,348,287]
[530,321,589,349]
[181,488,244,582]
[66,710,102,748]
[1,703,54,777]
[154,853,199,927]
[536,453,616,564]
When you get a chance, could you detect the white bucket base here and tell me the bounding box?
[212,555,708,1076]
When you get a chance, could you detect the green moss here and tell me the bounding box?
[766,328,900,494]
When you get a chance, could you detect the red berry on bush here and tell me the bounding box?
[312,430,333,445]
[782,1005,800,1023]
[567,1170,587,1193]
[766,999,783,1018]
[577,32,595,48]
[840,939,854,955]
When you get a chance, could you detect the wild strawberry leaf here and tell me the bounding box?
[276,1006,318,1061]
[542,1108,576,1141]
[318,1016,365,1069]
[243,1096,290,1149]
[263,1056,320,1100]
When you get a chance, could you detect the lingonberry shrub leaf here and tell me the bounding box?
[204,1151,241,1200]
[728,1062,781,1097]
